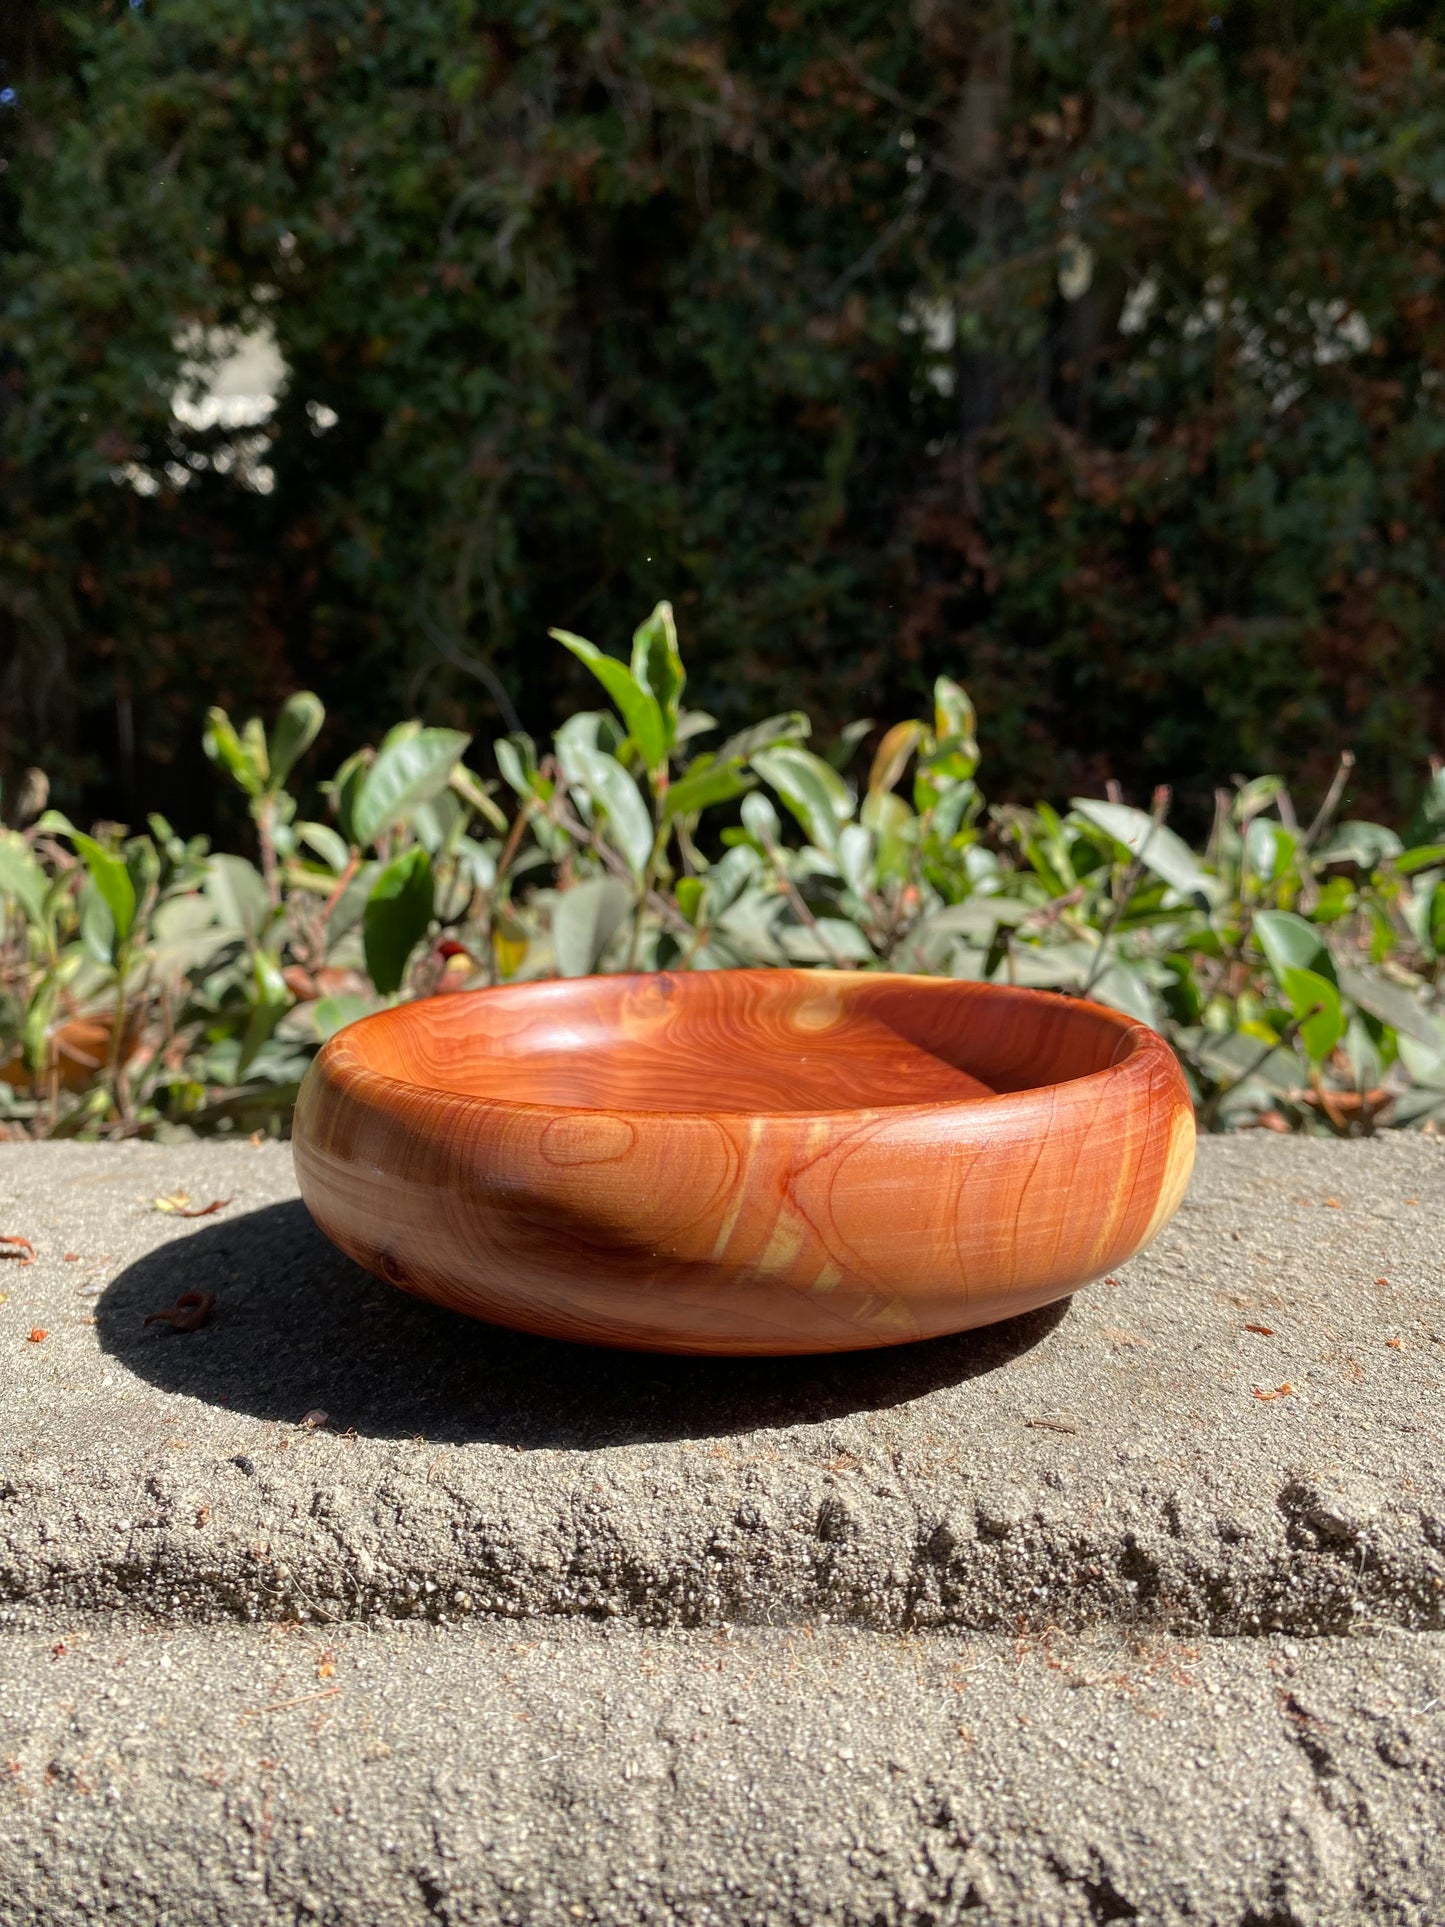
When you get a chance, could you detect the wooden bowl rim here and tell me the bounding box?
[314,970,1174,1126]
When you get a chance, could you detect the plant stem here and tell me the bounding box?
[319,854,360,926]
[491,801,533,892]
[1198,1004,1319,1132]
[255,797,280,907]
[1299,751,1355,855]
[549,799,696,942]
[626,822,665,974]
[764,843,856,968]
[106,946,130,1121]
[1081,784,1170,998]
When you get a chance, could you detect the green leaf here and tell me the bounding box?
[298,821,351,873]
[860,788,916,881]
[568,745,655,876]
[0,832,49,927]
[491,912,529,981]
[204,854,271,946]
[253,950,290,1008]
[868,721,926,798]
[494,735,535,800]
[1279,966,1344,1062]
[363,846,435,994]
[79,884,115,966]
[326,748,372,846]
[552,629,667,774]
[1314,820,1404,869]
[267,691,325,790]
[448,762,510,834]
[1232,776,1286,824]
[778,918,875,964]
[673,708,718,748]
[916,680,979,805]
[740,791,782,848]
[838,822,875,899]
[1312,876,1355,922]
[826,718,874,771]
[42,817,137,945]
[1337,965,1445,1050]
[125,836,160,912]
[241,717,270,784]
[1069,799,1218,903]
[203,706,267,798]
[906,897,1034,952]
[551,875,633,977]
[662,757,752,820]
[1344,1013,1383,1094]
[1396,842,1445,876]
[410,790,465,856]
[456,835,498,893]
[555,709,625,779]
[1253,908,1332,982]
[933,676,977,747]
[1397,1031,1445,1090]
[1088,958,1162,1029]
[352,728,471,849]
[929,781,978,843]
[238,950,292,1077]
[629,601,685,745]
[21,969,60,1076]
[713,713,811,766]
[314,994,375,1042]
[707,844,761,915]
[750,746,854,857]
[1410,763,1445,842]
[675,876,705,925]
[1244,817,1297,883]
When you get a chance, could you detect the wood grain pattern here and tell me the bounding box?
[292,970,1195,1355]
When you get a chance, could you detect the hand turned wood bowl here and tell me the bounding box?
[292,970,1194,1356]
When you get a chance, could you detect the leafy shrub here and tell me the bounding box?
[4,4,1445,825]
[5,601,1445,1139]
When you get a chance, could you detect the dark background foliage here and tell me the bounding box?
[2,0,1444,834]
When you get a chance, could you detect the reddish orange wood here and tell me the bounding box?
[292,970,1194,1355]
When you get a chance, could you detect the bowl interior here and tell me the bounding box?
[344,973,1137,1116]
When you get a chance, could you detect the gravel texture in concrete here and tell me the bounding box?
[2,1616,1443,1927]
[2,1136,1443,1637]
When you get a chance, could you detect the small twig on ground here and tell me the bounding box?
[240,1687,342,1719]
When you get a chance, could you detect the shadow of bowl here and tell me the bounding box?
[97,1202,1072,1449]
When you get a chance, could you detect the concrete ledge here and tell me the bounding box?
[3,1619,1443,1927]
[4,1137,1445,1924]
[2,1138,1444,1637]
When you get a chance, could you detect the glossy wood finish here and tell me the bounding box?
[292,970,1195,1355]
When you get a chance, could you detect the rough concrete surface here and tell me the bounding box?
[2,1134,1444,1923]
[3,1619,1443,1927]
[2,1137,1443,1637]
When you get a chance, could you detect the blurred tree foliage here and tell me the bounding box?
[2,0,1444,829]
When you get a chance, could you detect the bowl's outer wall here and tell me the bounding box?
[292,973,1195,1355]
